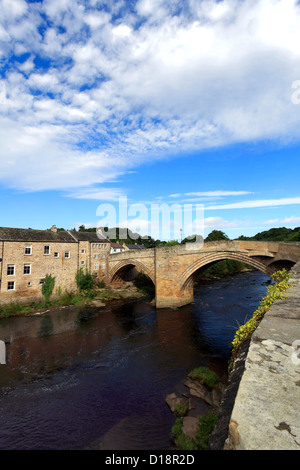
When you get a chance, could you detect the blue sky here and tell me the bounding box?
[1,0,300,240]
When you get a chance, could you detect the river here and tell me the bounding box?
[0,270,270,450]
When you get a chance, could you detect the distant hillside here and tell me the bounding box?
[237,227,300,242]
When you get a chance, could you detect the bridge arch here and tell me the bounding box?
[180,251,274,293]
[109,259,155,285]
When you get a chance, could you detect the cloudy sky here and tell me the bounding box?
[1,0,300,239]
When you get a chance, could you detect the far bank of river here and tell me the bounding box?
[0,270,270,450]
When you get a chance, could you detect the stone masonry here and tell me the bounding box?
[0,226,110,304]
[108,241,300,308]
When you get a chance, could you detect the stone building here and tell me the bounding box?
[0,226,110,304]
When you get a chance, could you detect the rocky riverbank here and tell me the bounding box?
[85,283,148,308]
[165,367,227,450]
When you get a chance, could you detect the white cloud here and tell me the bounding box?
[282,216,300,225]
[1,0,300,193]
[207,197,300,211]
[68,187,125,201]
[185,191,253,197]
[262,215,300,227]
[204,216,237,230]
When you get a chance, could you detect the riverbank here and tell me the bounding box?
[0,283,148,319]
[166,367,227,450]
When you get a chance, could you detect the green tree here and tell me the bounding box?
[205,230,229,242]
[41,274,56,304]
[164,240,180,246]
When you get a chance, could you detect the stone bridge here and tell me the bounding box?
[107,241,300,308]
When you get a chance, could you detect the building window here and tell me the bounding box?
[92,244,96,249]
[64,251,70,259]
[81,260,85,266]
[95,263,99,270]
[81,249,86,254]
[7,265,15,276]
[24,245,32,255]
[24,264,31,275]
[7,281,15,290]
[101,263,105,269]
[27,281,31,287]
[39,278,45,285]
[44,245,50,255]
[54,252,59,258]
[102,254,106,258]
[94,254,99,259]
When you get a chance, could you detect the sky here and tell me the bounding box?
[1,0,300,240]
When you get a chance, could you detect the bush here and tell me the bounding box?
[75,268,94,292]
[195,412,219,450]
[0,301,23,317]
[41,274,56,304]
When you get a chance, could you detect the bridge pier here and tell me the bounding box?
[155,287,194,309]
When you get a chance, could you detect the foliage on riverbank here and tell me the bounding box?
[0,290,92,318]
[168,366,222,450]
[188,367,220,388]
[171,412,219,450]
[229,268,292,371]
[197,259,253,279]
[133,272,155,296]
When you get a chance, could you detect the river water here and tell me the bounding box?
[0,271,270,450]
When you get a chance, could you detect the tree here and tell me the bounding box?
[205,230,229,242]
[41,274,56,304]
[164,240,180,246]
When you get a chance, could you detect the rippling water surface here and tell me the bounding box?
[0,271,270,450]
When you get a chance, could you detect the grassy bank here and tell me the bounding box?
[0,290,92,318]
[0,284,146,319]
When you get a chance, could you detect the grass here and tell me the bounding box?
[188,366,220,388]
[174,401,189,418]
[0,291,87,318]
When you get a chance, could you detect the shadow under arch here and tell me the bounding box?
[109,259,155,285]
[180,252,274,293]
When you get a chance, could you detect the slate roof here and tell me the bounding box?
[125,244,146,250]
[0,227,76,243]
[68,230,110,243]
[110,242,125,249]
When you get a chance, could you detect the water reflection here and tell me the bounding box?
[0,271,269,450]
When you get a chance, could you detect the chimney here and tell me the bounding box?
[50,225,57,233]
